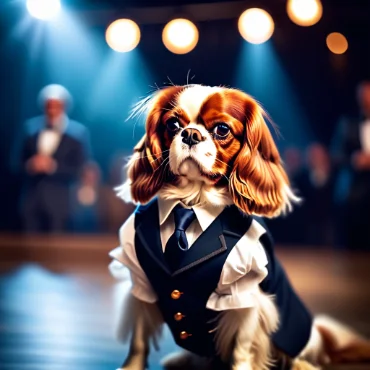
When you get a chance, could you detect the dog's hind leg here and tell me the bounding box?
[315,315,370,364]
[291,359,320,370]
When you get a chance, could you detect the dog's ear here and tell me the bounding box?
[126,86,184,204]
[127,133,165,204]
[229,94,298,217]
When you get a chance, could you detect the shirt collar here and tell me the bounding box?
[158,196,225,231]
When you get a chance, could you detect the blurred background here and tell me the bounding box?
[0,0,370,369]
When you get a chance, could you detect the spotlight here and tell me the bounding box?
[238,8,275,45]
[106,19,141,53]
[162,19,199,55]
[326,32,348,55]
[287,0,323,27]
[26,0,61,20]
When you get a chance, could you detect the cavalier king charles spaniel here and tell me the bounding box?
[112,85,370,370]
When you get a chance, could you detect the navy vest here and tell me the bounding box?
[134,199,312,359]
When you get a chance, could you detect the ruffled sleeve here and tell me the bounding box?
[206,219,268,311]
[109,214,157,303]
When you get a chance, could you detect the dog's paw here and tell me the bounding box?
[231,360,252,370]
[291,359,321,370]
[116,355,147,370]
[329,340,370,363]
[161,351,210,370]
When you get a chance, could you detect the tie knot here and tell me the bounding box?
[173,205,196,232]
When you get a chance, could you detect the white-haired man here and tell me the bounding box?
[16,84,91,232]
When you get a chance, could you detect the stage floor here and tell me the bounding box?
[0,235,370,370]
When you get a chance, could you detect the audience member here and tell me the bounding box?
[14,84,91,232]
[331,81,370,249]
[295,143,335,246]
[283,146,303,180]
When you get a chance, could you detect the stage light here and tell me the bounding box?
[106,19,141,53]
[162,19,199,54]
[287,0,323,27]
[326,32,348,55]
[26,0,61,20]
[238,8,275,45]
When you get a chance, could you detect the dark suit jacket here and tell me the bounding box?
[15,116,91,215]
[331,116,370,204]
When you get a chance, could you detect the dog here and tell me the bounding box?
[109,84,370,370]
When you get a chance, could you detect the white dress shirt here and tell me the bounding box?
[37,115,67,156]
[109,197,269,311]
[360,119,370,153]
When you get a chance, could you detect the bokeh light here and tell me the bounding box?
[162,19,199,54]
[26,0,61,20]
[287,0,323,27]
[238,8,275,45]
[326,32,348,55]
[105,19,141,53]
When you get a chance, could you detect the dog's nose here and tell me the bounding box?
[181,128,203,147]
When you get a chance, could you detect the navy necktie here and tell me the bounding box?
[164,205,196,272]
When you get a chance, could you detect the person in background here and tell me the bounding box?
[331,81,370,249]
[283,146,303,181]
[295,143,334,246]
[15,84,91,232]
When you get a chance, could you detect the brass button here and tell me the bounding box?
[180,331,192,340]
[174,312,185,321]
[171,290,182,300]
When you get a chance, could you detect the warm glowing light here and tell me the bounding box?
[287,0,323,27]
[26,0,61,20]
[238,8,275,44]
[326,32,348,55]
[162,19,199,54]
[106,19,141,53]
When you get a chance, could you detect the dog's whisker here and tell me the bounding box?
[214,157,231,168]
[153,157,169,173]
[129,150,171,162]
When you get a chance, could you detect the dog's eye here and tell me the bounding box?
[213,123,230,138]
[166,118,180,132]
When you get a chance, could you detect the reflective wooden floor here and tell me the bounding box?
[1,235,370,370]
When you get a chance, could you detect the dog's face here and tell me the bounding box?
[126,84,296,217]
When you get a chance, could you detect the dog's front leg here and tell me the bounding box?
[119,312,149,369]
[215,307,261,370]
[117,296,163,370]
[215,293,279,370]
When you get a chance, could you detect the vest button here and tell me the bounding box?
[180,331,191,340]
[174,312,185,321]
[171,290,182,300]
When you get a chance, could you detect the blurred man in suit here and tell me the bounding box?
[16,84,91,232]
[331,81,370,249]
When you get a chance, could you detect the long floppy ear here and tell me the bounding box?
[229,99,298,218]
[126,133,165,204]
[124,86,184,204]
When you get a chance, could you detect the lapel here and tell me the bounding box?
[135,199,252,277]
[52,134,67,159]
[172,205,252,276]
[135,200,172,275]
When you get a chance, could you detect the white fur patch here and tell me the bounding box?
[177,85,222,122]
[169,122,217,178]
[159,180,232,207]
